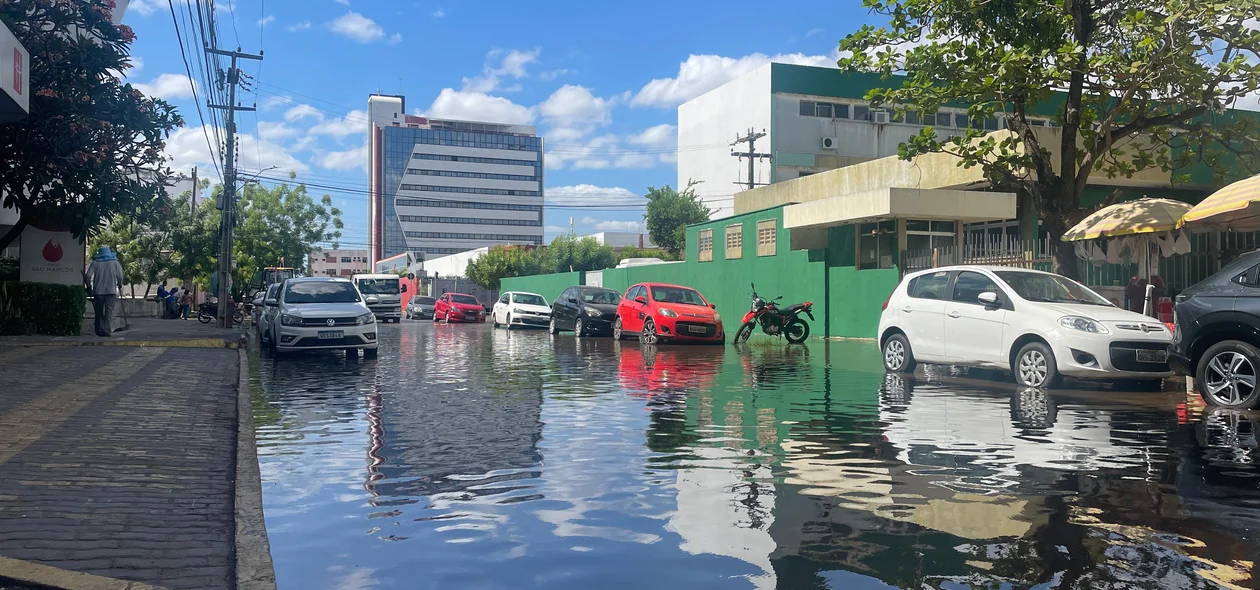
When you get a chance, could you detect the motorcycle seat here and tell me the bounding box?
[780,303,806,314]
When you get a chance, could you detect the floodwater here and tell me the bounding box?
[249,322,1260,589]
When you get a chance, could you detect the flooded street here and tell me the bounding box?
[249,322,1260,589]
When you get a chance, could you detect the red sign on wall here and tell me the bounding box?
[12,48,20,95]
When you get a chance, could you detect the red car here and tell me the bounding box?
[434,292,486,323]
[614,282,724,345]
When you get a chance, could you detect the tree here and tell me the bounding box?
[0,0,183,251]
[465,245,541,291]
[540,233,616,274]
[227,179,343,296]
[89,215,168,298]
[644,181,712,258]
[838,0,1260,278]
[166,183,219,286]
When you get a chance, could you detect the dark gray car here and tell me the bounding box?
[550,286,620,336]
[406,295,436,320]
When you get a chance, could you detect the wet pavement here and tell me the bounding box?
[249,321,1260,589]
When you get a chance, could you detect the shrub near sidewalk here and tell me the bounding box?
[0,282,88,336]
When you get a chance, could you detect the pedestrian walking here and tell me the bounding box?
[85,246,125,337]
[180,289,193,320]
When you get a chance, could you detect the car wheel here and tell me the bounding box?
[1197,340,1260,409]
[492,312,500,328]
[505,313,513,330]
[1015,341,1062,388]
[575,316,585,337]
[363,348,378,359]
[882,334,918,374]
[613,317,625,340]
[548,316,559,334]
[642,319,659,345]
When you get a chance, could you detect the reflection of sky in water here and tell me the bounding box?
[252,326,1260,589]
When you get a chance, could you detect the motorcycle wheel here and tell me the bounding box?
[233,312,244,324]
[198,311,212,324]
[785,320,810,343]
[734,322,755,345]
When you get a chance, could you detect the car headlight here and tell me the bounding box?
[659,308,678,318]
[1059,316,1108,334]
[713,313,721,323]
[280,314,302,326]
[586,307,602,317]
[355,313,375,325]
[512,308,525,314]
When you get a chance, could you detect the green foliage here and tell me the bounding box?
[231,179,343,296]
[838,0,1260,277]
[465,234,617,290]
[0,281,88,336]
[90,216,168,297]
[644,181,711,257]
[0,0,183,252]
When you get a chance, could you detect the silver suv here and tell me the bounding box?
[261,277,378,358]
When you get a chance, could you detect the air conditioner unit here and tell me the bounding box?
[872,111,891,125]
[821,136,837,149]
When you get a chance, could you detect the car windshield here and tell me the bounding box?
[450,294,479,305]
[650,286,707,306]
[995,271,1112,306]
[284,282,361,304]
[581,289,620,304]
[357,278,399,294]
[413,297,435,305]
[513,294,546,306]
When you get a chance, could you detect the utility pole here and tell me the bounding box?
[208,46,262,328]
[730,128,772,191]
[190,166,197,214]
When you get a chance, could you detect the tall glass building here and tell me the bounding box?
[367,94,544,263]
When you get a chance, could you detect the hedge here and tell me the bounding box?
[0,281,88,336]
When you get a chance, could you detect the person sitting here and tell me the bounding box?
[156,281,169,302]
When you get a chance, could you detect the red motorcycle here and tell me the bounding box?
[733,283,815,344]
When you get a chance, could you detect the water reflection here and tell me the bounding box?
[252,323,1260,589]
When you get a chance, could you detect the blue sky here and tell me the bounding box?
[120,0,877,250]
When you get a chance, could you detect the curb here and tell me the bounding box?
[0,336,247,349]
[234,347,277,590]
[0,556,168,590]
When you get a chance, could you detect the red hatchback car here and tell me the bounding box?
[614,283,724,344]
[434,292,486,323]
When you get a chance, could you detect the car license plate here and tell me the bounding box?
[1135,349,1167,363]
[687,325,708,334]
[317,330,343,340]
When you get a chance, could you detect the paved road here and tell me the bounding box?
[0,344,238,590]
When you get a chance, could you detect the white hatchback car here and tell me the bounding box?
[261,277,378,358]
[492,291,551,329]
[878,266,1173,388]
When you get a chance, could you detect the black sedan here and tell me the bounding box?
[550,286,621,336]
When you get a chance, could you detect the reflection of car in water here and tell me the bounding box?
[617,343,725,395]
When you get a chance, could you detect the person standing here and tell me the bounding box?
[180,288,193,320]
[85,246,125,337]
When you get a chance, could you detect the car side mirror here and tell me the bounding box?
[635,296,647,304]
[401,284,408,293]
[709,303,716,309]
[264,299,278,307]
[977,292,999,306]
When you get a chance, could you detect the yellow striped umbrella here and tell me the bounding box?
[1179,174,1260,231]
[1062,198,1192,242]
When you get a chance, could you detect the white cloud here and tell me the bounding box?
[544,225,571,234]
[284,104,324,122]
[462,48,540,93]
[316,145,368,171]
[288,20,312,32]
[327,11,385,43]
[546,185,643,206]
[432,8,444,17]
[128,56,144,75]
[133,73,196,100]
[539,85,614,126]
[546,133,617,170]
[539,69,572,81]
[388,33,402,44]
[627,124,676,147]
[308,110,368,139]
[632,52,837,108]
[127,0,166,16]
[424,89,535,125]
[164,125,309,175]
[333,0,350,4]
[593,220,642,232]
[262,95,295,110]
[612,153,659,169]
[257,15,275,27]
[805,28,825,38]
[256,121,299,142]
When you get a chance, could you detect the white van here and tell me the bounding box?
[351,273,406,323]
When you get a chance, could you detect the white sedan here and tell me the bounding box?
[492,291,552,329]
[877,265,1173,388]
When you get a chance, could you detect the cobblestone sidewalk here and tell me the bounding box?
[0,345,239,590]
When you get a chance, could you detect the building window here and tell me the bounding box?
[326,256,336,263]
[854,105,870,121]
[395,199,542,213]
[858,220,897,270]
[906,219,956,255]
[339,269,352,276]
[799,100,816,116]
[799,100,851,119]
[698,229,713,262]
[398,184,540,197]
[725,224,743,260]
[397,214,541,227]
[756,220,777,257]
[341,257,352,263]
[403,231,542,242]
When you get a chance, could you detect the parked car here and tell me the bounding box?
[614,282,724,345]
[1170,250,1260,409]
[878,266,1173,388]
[405,295,436,320]
[434,292,486,323]
[551,285,621,336]
[260,277,377,358]
[491,291,552,329]
[254,283,280,339]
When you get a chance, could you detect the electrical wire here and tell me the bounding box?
[167,0,222,180]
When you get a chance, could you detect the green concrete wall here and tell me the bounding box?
[500,271,584,305]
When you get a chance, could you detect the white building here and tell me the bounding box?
[309,248,371,278]
[366,94,544,264]
[580,231,655,249]
[423,246,489,279]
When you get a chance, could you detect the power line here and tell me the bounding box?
[167,0,222,180]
